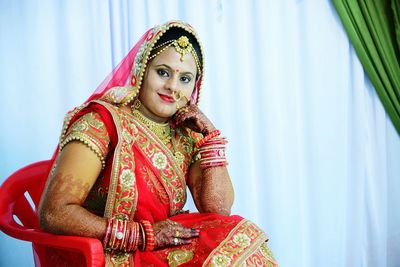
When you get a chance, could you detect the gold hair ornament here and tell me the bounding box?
[148,36,201,75]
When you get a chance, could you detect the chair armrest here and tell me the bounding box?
[0,220,105,266]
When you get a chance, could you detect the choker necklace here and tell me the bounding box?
[131,108,172,145]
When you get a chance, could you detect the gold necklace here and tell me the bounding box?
[131,108,172,145]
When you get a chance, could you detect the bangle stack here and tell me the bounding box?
[103,218,155,252]
[196,130,228,169]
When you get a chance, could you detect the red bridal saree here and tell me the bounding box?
[45,20,278,267]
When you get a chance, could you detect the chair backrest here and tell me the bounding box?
[0,160,51,238]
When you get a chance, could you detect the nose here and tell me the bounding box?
[165,76,179,94]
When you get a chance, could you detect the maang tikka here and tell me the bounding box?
[148,36,201,75]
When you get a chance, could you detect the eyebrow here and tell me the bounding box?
[154,64,195,78]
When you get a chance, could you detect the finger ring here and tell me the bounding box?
[173,237,179,245]
[175,230,180,238]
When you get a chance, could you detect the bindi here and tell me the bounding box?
[175,69,180,73]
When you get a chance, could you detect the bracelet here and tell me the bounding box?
[109,218,118,249]
[104,218,142,253]
[120,220,128,250]
[113,219,124,250]
[201,160,228,169]
[198,135,228,169]
[127,221,135,252]
[133,222,140,251]
[139,222,146,251]
[201,137,227,148]
[103,218,113,247]
[140,220,155,251]
[200,148,226,158]
[195,130,221,148]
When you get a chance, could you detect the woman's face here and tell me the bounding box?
[138,46,197,123]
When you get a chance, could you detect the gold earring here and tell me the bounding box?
[132,99,141,110]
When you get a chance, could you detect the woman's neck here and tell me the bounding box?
[137,105,169,124]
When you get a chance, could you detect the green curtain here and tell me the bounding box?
[333,0,400,135]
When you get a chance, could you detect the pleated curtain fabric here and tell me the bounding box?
[333,0,400,135]
[2,1,400,266]
[394,0,400,51]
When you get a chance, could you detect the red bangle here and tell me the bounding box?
[126,221,135,252]
[113,219,124,250]
[119,220,128,251]
[139,223,146,251]
[196,130,221,148]
[201,137,227,147]
[201,161,228,169]
[109,219,118,249]
[140,220,155,251]
[200,149,226,158]
[133,222,140,251]
[103,218,113,248]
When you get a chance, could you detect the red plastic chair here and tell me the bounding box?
[0,160,105,266]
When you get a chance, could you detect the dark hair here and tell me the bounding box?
[149,27,203,70]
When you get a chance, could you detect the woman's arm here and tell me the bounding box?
[187,161,234,216]
[38,141,107,239]
[174,105,235,215]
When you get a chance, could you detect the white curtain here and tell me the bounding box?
[1,1,399,266]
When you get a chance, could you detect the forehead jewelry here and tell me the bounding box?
[148,36,201,75]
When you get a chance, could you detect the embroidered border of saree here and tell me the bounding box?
[202,219,278,267]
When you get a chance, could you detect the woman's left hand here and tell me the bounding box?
[172,104,215,135]
[152,219,200,249]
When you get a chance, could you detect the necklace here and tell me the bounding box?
[131,108,172,145]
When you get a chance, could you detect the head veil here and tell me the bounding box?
[86,20,204,106]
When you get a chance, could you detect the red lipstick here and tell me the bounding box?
[158,93,175,103]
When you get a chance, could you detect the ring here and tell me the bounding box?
[175,230,180,238]
[173,237,179,245]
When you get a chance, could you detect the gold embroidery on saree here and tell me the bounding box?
[60,112,110,169]
[202,220,270,267]
[242,241,278,267]
[91,101,138,266]
[167,249,194,267]
[140,165,169,204]
[127,114,188,216]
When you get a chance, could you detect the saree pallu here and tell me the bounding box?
[52,100,277,267]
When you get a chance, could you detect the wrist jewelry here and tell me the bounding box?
[198,136,228,169]
[140,220,155,251]
[195,129,221,148]
[103,218,142,252]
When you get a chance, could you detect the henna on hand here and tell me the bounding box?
[173,104,215,135]
[152,219,200,249]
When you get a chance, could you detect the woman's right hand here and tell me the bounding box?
[152,219,200,249]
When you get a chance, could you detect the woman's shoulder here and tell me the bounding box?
[60,107,111,169]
